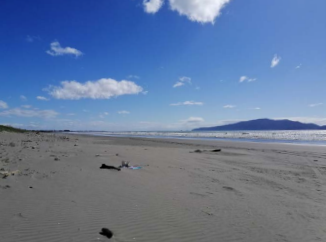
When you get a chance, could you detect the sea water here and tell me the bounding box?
[72,130,326,145]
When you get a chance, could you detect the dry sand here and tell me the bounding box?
[1,132,326,242]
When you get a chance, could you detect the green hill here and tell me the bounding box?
[0,125,26,133]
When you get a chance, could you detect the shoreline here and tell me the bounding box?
[68,132,326,147]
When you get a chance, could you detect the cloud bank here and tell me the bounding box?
[0,108,58,119]
[47,78,144,100]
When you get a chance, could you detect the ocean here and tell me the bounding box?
[71,130,326,145]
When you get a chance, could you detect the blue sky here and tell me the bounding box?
[0,0,326,131]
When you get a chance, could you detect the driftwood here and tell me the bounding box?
[100,164,121,171]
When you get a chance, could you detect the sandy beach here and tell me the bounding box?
[1,132,326,242]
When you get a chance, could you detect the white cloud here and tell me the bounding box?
[239,76,256,83]
[0,108,58,119]
[271,54,281,68]
[127,75,140,79]
[309,103,323,107]
[144,0,231,24]
[47,78,144,100]
[253,107,261,110]
[170,0,231,23]
[0,100,8,109]
[181,117,205,128]
[46,41,83,57]
[20,95,27,101]
[223,105,236,109]
[173,82,184,88]
[143,0,164,14]
[37,96,49,101]
[295,64,302,69]
[21,105,32,109]
[118,110,130,114]
[179,76,191,83]
[173,76,191,88]
[170,101,203,106]
[239,76,247,83]
[182,117,204,124]
[99,112,109,118]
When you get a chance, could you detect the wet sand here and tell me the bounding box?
[1,132,326,242]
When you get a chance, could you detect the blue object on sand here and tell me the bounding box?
[129,166,142,170]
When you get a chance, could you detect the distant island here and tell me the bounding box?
[193,119,326,131]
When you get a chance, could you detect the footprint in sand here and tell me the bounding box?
[223,186,235,191]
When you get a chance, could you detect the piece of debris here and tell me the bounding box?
[116,153,119,156]
[54,157,60,161]
[95,154,101,157]
[211,149,221,152]
[29,186,33,189]
[99,228,113,239]
[194,149,202,153]
[100,164,121,171]
[119,161,130,168]
[1,170,20,178]
[118,161,143,170]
